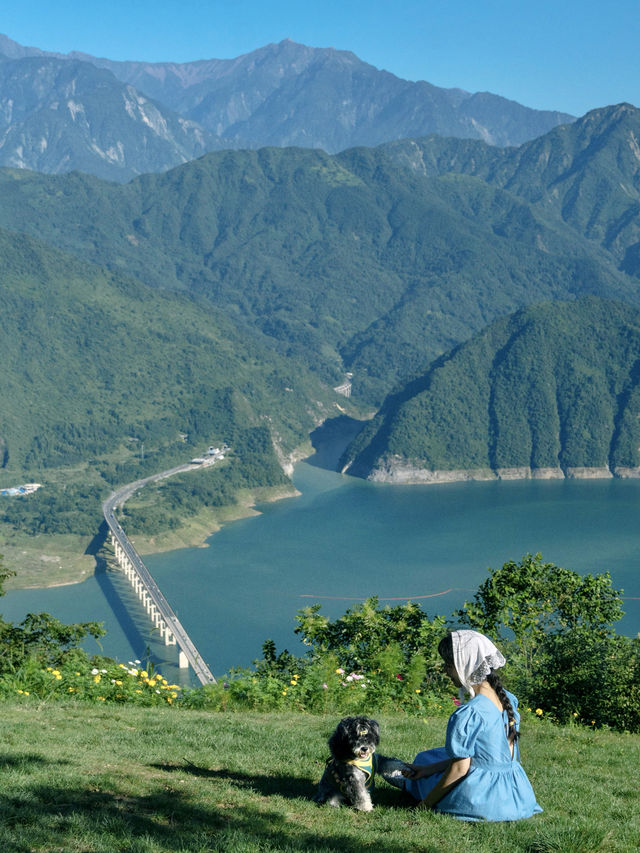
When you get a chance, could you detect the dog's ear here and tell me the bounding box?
[368,719,380,743]
[328,718,352,760]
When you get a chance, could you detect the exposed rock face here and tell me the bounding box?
[366,459,625,485]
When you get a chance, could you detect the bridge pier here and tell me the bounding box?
[109,532,192,652]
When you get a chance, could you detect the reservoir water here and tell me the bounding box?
[2,429,639,680]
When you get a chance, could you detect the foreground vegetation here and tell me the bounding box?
[0,701,638,853]
[0,552,639,849]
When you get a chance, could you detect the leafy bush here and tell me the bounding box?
[457,553,638,731]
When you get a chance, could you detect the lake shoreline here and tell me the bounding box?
[366,460,640,484]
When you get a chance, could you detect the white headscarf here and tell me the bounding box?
[452,629,506,701]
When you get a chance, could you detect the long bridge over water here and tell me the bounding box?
[102,463,216,685]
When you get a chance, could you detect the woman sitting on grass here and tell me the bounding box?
[402,629,542,821]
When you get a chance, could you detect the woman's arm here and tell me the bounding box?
[417,757,471,809]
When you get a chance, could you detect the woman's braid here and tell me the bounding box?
[487,671,519,744]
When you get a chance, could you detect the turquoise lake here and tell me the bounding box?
[2,433,639,681]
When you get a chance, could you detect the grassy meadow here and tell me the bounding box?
[0,700,638,853]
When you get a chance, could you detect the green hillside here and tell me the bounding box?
[341,297,640,478]
[0,225,347,546]
[384,103,640,275]
[0,131,634,404]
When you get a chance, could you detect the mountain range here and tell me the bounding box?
[0,36,639,545]
[0,34,574,181]
[0,104,637,411]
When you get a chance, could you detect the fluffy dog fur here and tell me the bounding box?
[314,716,408,811]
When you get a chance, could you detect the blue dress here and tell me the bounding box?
[405,691,542,822]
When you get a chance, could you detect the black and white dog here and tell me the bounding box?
[314,716,408,811]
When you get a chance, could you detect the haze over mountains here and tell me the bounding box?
[0,34,573,181]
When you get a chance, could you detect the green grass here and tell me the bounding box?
[0,701,638,852]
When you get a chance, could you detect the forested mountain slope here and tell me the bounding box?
[0,125,634,404]
[0,226,336,473]
[383,103,640,274]
[341,298,640,480]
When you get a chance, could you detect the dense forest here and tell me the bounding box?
[341,297,640,478]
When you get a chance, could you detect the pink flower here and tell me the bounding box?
[322,683,328,690]
[452,696,461,706]
[396,674,404,681]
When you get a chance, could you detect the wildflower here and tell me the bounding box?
[535,708,543,716]
[289,679,297,686]
[452,697,461,707]
[24,691,29,696]
[336,668,345,674]
[115,680,122,686]
[148,679,157,688]
[68,687,75,693]
[573,712,579,718]
[140,670,148,679]
[75,672,81,676]
[93,675,101,684]
[171,691,178,699]
[396,674,404,681]
[322,683,328,690]
[97,697,106,701]
[346,675,354,682]
[17,689,23,694]
[281,689,287,696]
[415,689,421,694]
[91,668,100,675]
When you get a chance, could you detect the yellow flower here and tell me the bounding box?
[148,679,157,688]
[24,691,29,696]
[140,670,148,679]
[51,670,61,677]
[535,708,543,716]
[17,689,23,694]
[281,689,287,695]
[171,691,178,698]
[290,679,297,686]
[135,689,142,694]
[573,712,579,718]
[68,687,75,693]
[93,675,101,684]
[115,680,122,686]
[97,696,106,701]
[415,689,421,694]
[55,674,62,680]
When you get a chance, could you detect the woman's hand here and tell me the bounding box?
[401,763,437,781]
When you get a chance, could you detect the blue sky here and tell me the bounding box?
[4,0,638,117]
